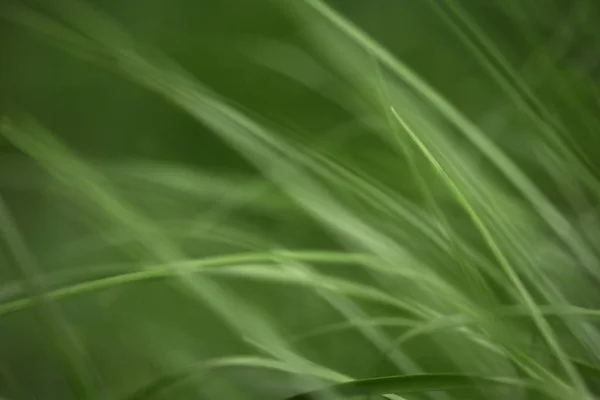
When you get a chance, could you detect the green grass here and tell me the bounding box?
[1,0,600,399]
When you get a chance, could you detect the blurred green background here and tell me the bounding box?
[2,1,600,399]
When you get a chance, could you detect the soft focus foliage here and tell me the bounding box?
[1,0,600,399]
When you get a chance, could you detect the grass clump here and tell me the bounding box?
[1,0,600,399]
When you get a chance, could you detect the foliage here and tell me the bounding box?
[1,0,600,399]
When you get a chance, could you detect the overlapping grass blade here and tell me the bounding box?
[284,373,532,400]
[3,2,466,385]
[3,1,600,400]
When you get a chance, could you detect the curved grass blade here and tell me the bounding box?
[0,254,427,319]
[284,373,532,400]
[119,355,414,400]
[294,305,600,343]
[118,355,344,400]
[290,316,421,343]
